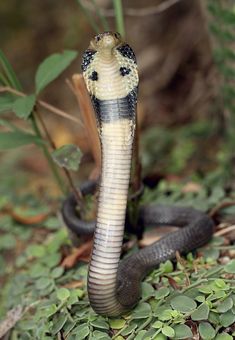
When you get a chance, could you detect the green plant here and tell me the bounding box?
[1,210,235,339]
[208,1,235,117]
[76,0,125,37]
[0,49,83,196]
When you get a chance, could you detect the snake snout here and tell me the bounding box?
[91,31,122,51]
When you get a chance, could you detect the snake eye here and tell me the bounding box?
[89,70,98,81]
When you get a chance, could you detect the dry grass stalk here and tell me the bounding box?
[72,74,101,172]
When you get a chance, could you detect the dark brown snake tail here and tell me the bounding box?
[62,32,214,316]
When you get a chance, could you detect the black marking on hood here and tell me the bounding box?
[81,49,97,72]
[120,67,131,76]
[117,44,137,63]
[89,71,98,81]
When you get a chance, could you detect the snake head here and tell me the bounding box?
[89,31,123,52]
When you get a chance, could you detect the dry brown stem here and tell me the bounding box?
[72,74,101,171]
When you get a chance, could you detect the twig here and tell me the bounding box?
[66,78,77,96]
[0,86,84,126]
[36,109,82,203]
[80,0,182,17]
[72,74,101,171]
[0,305,23,338]
[215,225,235,237]
[209,200,235,217]
[132,108,142,193]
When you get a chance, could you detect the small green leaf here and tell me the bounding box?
[173,324,193,339]
[52,314,67,334]
[224,259,235,273]
[135,330,147,340]
[215,333,233,340]
[0,130,43,149]
[219,310,235,327]
[35,50,77,94]
[132,302,152,319]
[208,311,220,325]
[92,330,111,339]
[170,295,197,313]
[36,277,53,290]
[199,285,213,294]
[109,318,126,329]
[51,266,64,279]
[162,326,175,337]
[214,279,228,290]
[121,324,137,336]
[26,244,46,258]
[141,282,155,300]
[42,252,61,268]
[73,323,89,339]
[19,320,35,330]
[158,309,174,321]
[57,288,70,301]
[12,94,36,119]
[217,297,233,313]
[152,321,163,329]
[191,303,209,321]
[43,217,59,230]
[51,144,82,171]
[160,260,173,273]
[155,287,170,300]
[195,295,206,303]
[202,248,220,260]
[199,322,216,340]
[41,304,57,317]
[153,334,167,340]
[0,94,15,113]
[90,318,109,330]
[0,234,16,249]
[29,263,49,278]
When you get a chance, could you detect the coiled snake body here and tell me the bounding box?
[62,32,214,317]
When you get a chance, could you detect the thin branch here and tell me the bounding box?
[209,200,235,217]
[66,78,77,96]
[215,224,235,237]
[132,108,142,193]
[0,86,84,126]
[80,0,182,17]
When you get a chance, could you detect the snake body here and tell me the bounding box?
[62,32,214,317]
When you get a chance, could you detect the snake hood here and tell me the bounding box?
[81,31,139,102]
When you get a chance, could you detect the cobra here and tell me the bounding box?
[62,32,214,317]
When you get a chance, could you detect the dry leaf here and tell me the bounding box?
[61,239,93,268]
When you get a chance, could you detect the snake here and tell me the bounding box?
[62,32,214,317]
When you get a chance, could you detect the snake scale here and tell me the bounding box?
[62,32,214,317]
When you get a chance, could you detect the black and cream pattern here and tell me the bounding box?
[81,32,139,316]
